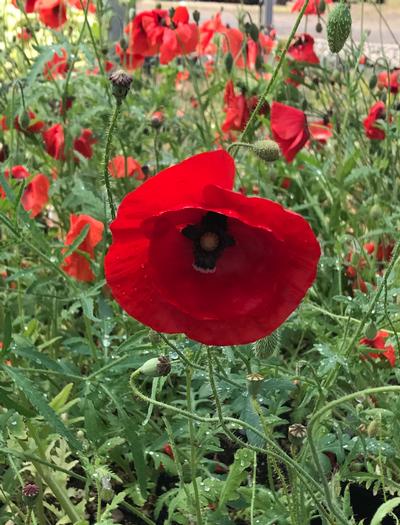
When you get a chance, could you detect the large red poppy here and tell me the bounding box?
[62,214,104,282]
[35,0,67,28]
[73,129,96,159]
[21,173,50,217]
[288,34,319,64]
[271,102,309,162]
[108,155,144,179]
[105,150,320,345]
[363,101,386,140]
[43,123,65,160]
[291,0,332,15]
[43,49,69,80]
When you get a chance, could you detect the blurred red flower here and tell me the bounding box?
[43,123,65,160]
[291,0,332,15]
[108,155,144,179]
[69,0,95,13]
[74,129,96,159]
[363,101,386,140]
[21,173,50,217]
[377,69,400,94]
[1,165,30,199]
[271,102,309,162]
[12,0,37,13]
[222,80,249,133]
[288,34,319,64]
[104,150,320,345]
[62,214,104,282]
[360,330,396,367]
[43,49,69,80]
[35,0,67,28]
[14,110,45,134]
[309,120,333,144]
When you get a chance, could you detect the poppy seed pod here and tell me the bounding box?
[253,140,281,162]
[246,372,264,397]
[288,423,307,442]
[22,483,40,506]
[327,1,352,54]
[139,355,171,377]
[109,70,133,102]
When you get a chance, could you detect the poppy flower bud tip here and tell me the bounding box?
[109,69,133,101]
[139,355,171,377]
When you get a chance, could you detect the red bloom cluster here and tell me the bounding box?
[288,34,319,64]
[270,102,309,162]
[42,124,96,161]
[359,330,396,367]
[14,111,45,134]
[119,7,198,68]
[105,150,320,345]
[74,129,97,160]
[291,0,332,15]
[62,214,104,282]
[12,0,95,29]
[363,101,386,140]
[1,166,49,217]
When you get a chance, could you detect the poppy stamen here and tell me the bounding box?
[182,211,235,273]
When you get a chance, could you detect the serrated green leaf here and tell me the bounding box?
[371,497,400,525]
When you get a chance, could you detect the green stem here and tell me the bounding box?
[186,368,203,525]
[250,451,257,525]
[103,102,121,220]
[237,0,310,147]
[24,424,81,523]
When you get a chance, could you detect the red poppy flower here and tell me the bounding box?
[43,123,65,160]
[159,9,199,64]
[175,69,190,88]
[197,12,225,55]
[288,34,319,64]
[115,43,144,71]
[17,28,32,40]
[69,0,95,13]
[73,129,96,159]
[108,155,144,179]
[291,0,332,15]
[35,0,67,28]
[377,69,400,94]
[125,9,166,57]
[162,444,174,458]
[104,150,320,345]
[271,102,309,162]
[0,116,8,131]
[14,110,45,134]
[21,173,50,218]
[12,0,37,13]
[222,27,244,66]
[309,120,333,144]
[363,101,386,140]
[359,330,396,367]
[62,214,104,282]
[1,165,30,199]
[222,80,250,133]
[43,49,69,80]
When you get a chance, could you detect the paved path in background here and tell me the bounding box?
[136,0,400,64]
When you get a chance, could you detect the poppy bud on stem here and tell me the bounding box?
[102,70,132,220]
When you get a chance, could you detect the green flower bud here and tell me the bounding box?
[253,140,281,162]
[109,70,133,102]
[318,0,326,14]
[19,110,30,130]
[367,420,380,437]
[316,21,323,33]
[365,321,377,340]
[139,355,171,377]
[369,74,377,90]
[327,1,352,54]
[193,10,200,24]
[225,52,233,74]
[369,203,381,220]
[245,22,259,43]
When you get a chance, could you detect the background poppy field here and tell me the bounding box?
[1,0,400,523]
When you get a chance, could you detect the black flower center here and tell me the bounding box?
[182,211,235,273]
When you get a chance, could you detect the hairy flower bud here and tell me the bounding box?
[193,10,200,24]
[327,1,352,54]
[139,355,171,377]
[109,70,133,102]
[224,52,233,74]
[253,140,281,162]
